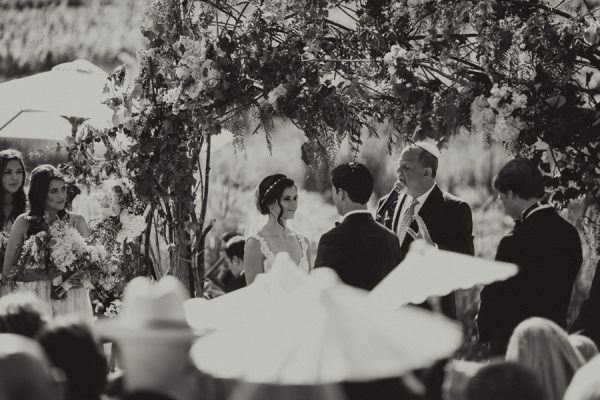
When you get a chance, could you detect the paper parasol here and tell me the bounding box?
[184,252,309,332]
[190,268,462,384]
[368,240,518,310]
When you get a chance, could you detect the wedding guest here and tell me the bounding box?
[572,259,600,348]
[376,141,474,318]
[228,382,346,400]
[465,361,546,400]
[569,334,599,363]
[97,276,203,400]
[0,149,26,234]
[0,333,65,400]
[564,354,600,400]
[478,159,583,355]
[38,316,108,400]
[505,317,584,400]
[0,149,27,294]
[0,292,49,338]
[244,174,311,284]
[315,162,402,290]
[2,165,93,321]
[223,234,246,293]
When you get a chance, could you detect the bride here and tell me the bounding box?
[244,174,311,284]
[3,165,93,321]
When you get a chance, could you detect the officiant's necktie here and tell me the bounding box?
[397,197,419,244]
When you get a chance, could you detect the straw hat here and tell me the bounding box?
[96,276,196,341]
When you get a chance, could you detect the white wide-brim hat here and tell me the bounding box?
[96,276,197,341]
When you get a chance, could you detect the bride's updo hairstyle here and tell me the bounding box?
[256,174,295,227]
[28,165,67,219]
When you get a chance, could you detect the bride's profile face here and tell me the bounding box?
[268,186,298,220]
[45,179,67,212]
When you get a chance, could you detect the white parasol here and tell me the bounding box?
[190,267,462,384]
[0,59,112,138]
[368,240,518,310]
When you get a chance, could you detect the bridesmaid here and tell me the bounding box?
[0,149,27,294]
[3,165,93,321]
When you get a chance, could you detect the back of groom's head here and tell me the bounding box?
[331,162,373,205]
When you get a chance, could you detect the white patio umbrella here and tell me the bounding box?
[0,59,112,138]
[368,240,518,310]
[183,252,309,333]
[190,267,462,384]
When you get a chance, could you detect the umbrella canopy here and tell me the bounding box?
[0,59,112,137]
[368,240,518,310]
[190,267,462,384]
[183,252,309,332]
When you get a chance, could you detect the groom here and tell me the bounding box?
[314,162,403,290]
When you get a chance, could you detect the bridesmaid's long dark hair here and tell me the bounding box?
[26,165,67,236]
[0,149,27,228]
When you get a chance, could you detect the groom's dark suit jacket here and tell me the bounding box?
[314,213,403,290]
[477,206,582,355]
[376,185,474,318]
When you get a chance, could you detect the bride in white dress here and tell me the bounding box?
[244,174,311,284]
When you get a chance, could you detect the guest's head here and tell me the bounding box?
[37,317,108,400]
[465,361,546,400]
[229,382,346,400]
[569,334,599,362]
[0,333,65,400]
[28,165,67,217]
[564,354,600,400]
[506,317,584,400]
[493,159,545,219]
[255,174,297,226]
[96,276,197,394]
[330,162,373,214]
[120,391,176,400]
[397,142,439,197]
[0,149,26,226]
[223,233,245,277]
[0,292,50,338]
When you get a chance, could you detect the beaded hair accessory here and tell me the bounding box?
[225,235,245,248]
[260,177,286,205]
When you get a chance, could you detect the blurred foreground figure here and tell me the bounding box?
[564,354,600,400]
[465,361,546,400]
[505,317,583,400]
[569,334,599,363]
[0,333,65,400]
[0,292,49,338]
[97,276,203,400]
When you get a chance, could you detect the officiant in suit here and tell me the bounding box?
[375,142,475,319]
[477,159,582,356]
[314,162,403,290]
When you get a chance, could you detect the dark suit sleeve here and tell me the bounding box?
[454,201,474,255]
[314,232,338,269]
[476,236,518,341]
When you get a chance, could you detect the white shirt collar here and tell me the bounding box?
[411,183,436,206]
[342,209,372,220]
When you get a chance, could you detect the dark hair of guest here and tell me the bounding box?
[37,317,108,400]
[493,159,545,200]
[0,149,27,228]
[0,292,49,338]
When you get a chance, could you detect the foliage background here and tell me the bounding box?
[1,0,599,353]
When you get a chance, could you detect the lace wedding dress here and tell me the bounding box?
[248,232,311,274]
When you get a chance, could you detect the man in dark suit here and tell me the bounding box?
[376,142,474,318]
[477,159,582,356]
[314,162,403,290]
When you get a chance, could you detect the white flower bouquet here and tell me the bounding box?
[18,217,109,300]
